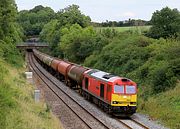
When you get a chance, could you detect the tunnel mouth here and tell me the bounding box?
[27,49,33,52]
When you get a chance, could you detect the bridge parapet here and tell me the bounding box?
[16,42,49,50]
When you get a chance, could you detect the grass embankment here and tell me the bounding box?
[138,82,180,128]
[0,59,61,129]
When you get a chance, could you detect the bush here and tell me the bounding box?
[148,61,177,93]
[0,40,23,67]
[84,33,180,95]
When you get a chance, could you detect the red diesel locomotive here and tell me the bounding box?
[33,49,137,116]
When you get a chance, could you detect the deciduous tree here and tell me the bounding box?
[147,7,180,39]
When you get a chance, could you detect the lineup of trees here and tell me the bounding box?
[93,19,150,27]
[17,5,91,37]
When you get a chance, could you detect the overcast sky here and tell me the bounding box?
[15,0,180,22]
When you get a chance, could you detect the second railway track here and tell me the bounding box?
[118,118,149,129]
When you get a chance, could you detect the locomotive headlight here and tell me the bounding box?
[112,101,118,104]
[123,96,127,98]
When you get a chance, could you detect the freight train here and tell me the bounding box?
[33,49,137,116]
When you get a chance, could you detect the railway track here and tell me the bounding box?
[28,52,110,129]
[28,52,150,129]
[118,118,149,129]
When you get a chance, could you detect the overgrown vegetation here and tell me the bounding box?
[138,82,180,128]
[0,1,61,128]
[84,34,180,96]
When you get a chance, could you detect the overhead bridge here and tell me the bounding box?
[16,42,49,51]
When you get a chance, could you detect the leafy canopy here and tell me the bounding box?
[40,4,91,57]
[17,5,55,36]
[147,7,180,39]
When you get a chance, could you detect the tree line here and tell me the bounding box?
[92,19,151,27]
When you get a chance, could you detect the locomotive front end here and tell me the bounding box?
[111,78,137,116]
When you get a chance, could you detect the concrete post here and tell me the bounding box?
[34,89,40,103]
[25,72,33,79]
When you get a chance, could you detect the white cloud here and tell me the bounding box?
[123,12,136,17]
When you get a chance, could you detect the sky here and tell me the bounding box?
[15,0,180,22]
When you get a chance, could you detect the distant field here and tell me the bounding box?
[95,26,151,33]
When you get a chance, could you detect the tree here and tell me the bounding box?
[56,4,91,28]
[40,4,91,57]
[0,0,23,66]
[17,5,55,36]
[0,0,16,39]
[147,7,180,39]
[60,24,98,63]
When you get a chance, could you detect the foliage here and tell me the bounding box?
[56,4,91,28]
[84,34,180,95]
[0,0,23,42]
[0,0,24,67]
[98,19,150,27]
[60,24,106,63]
[0,62,14,128]
[147,7,180,39]
[0,40,23,67]
[138,82,180,129]
[40,4,91,57]
[17,5,55,36]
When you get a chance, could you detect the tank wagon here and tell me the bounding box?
[33,49,137,116]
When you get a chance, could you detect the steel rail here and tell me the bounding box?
[117,118,149,129]
[130,118,149,129]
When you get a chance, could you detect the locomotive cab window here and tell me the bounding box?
[126,85,136,94]
[114,85,124,94]
[85,77,89,89]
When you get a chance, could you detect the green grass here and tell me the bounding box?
[95,26,151,33]
[138,82,180,129]
[0,59,62,129]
